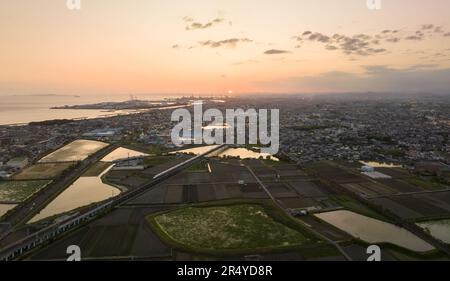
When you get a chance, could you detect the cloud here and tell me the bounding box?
[184,17,226,30]
[232,59,259,66]
[422,24,435,30]
[434,26,444,33]
[171,44,195,50]
[386,37,401,43]
[407,64,439,70]
[292,24,448,57]
[405,35,423,41]
[325,45,338,50]
[261,65,450,93]
[199,38,252,48]
[294,31,387,56]
[307,33,331,43]
[264,49,290,55]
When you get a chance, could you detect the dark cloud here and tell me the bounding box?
[408,64,439,70]
[434,26,444,33]
[385,37,401,43]
[264,49,290,55]
[293,24,448,57]
[325,45,338,50]
[171,44,195,50]
[405,36,423,41]
[199,38,252,48]
[184,17,226,30]
[422,24,435,30]
[294,31,387,56]
[308,33,331,43]
[262,65,450,93]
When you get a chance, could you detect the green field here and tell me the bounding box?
[143,156,174,167]
[83,162,111,177]
[0,180,51,202]
[187,161,208,171]
[149,203,315,254]
[14,163,74,180]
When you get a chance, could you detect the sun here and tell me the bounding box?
[227,90,233,95]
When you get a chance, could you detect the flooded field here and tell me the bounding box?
[29,165,121,223]
[0,204,17,218]
[101,147,149,162]
[173,145,278,161]
[39,140,108,163]
[417,219,450,244]
[315,210,434,252]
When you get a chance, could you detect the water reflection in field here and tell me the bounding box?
[101,147,149,162]
[173,145,278,161]
[315,210,434,252]
[417,219,450,244]
[39,140,108,163]
[29,165,120,223]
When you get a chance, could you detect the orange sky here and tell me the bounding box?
[1,0,450,95]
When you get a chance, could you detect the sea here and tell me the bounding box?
[0,94,181,126]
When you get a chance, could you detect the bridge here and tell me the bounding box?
[0,144,228,261]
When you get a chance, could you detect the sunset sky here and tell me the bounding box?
[1,0,450,95]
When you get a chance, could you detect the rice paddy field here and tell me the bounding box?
[39,140,108,163]
[149,203,312,253]
[0,180,51,202]
[13,163,74,180]
[0,204,17,218]
[417,219,450,244]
